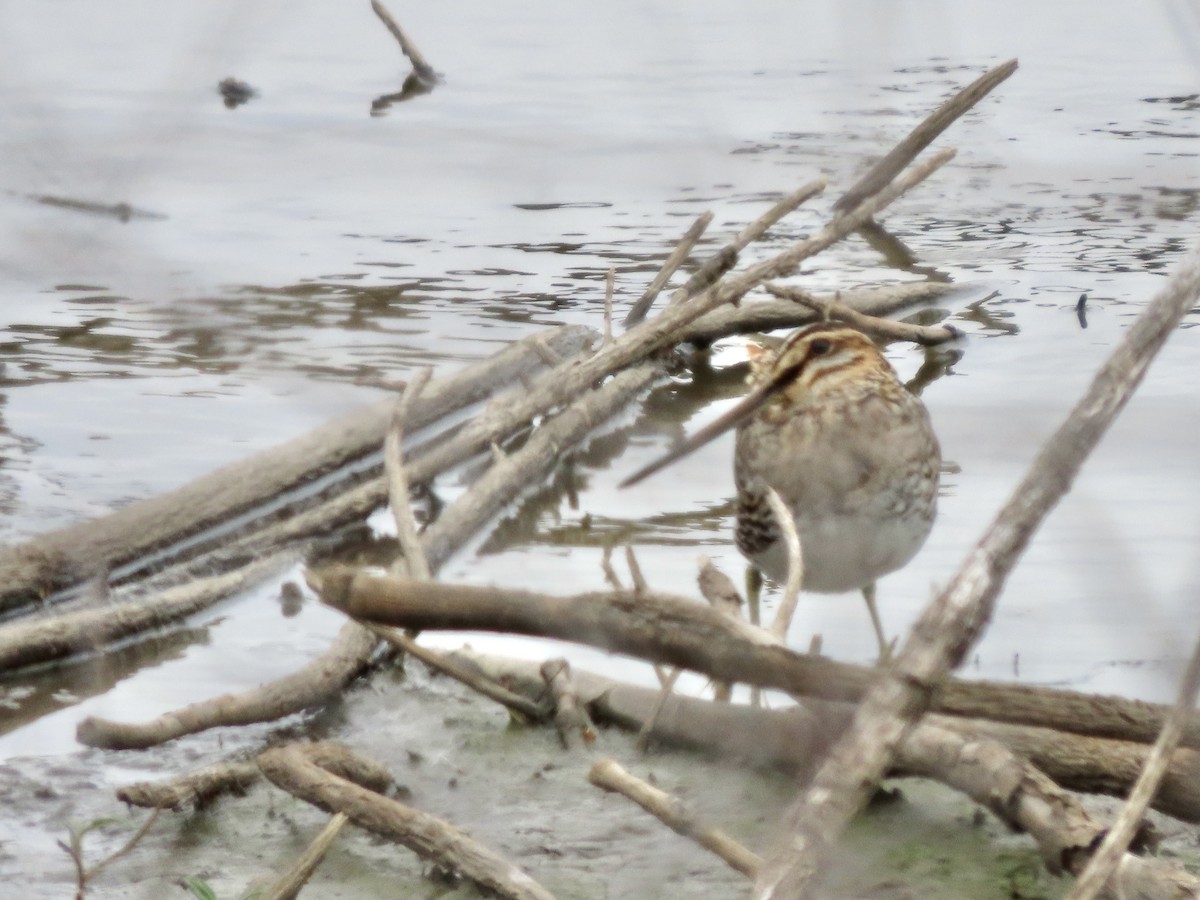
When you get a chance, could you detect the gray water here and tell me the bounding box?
[1,0,1199,768]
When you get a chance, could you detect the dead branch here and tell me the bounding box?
[763,282,962,345]
[0,323,594,618]
[0,554,293,671]
[258,743,554,900]
[463,651,1200,898]
[384,367,433,580]
[679,281,964,344]
[77,364,657,749]
[834,59,1017,213]
[260,812,348,900]
[541,658,596,750]
[76,620,380,750]
[314,572,1200,753]
[118,760,261,810]
[752,216,1200,900]
[623,211,714,326]
[369,623,547,722]
[589,757,762,878]
[1067,629,1200,899]
[370,0,436,81]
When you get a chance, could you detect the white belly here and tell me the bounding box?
[750,511,932,593]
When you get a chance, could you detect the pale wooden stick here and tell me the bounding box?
[623,211,714,326]
[541,658,597,750]
[259,743,553,900]
[367,623,547,721]
[589,758,763,878]
[698,557,743,702]
[316,571,1200,752]
[603,267,615,346]
[260,812,348,900]
[834,59,1017,213]
[385,367,433,580]
[118,761,261,810]
[753,227,1200,900]
[764,283,961,345]
[370,0,436,80]
[764,487,803,643]
[1066,629,1200,900]
[636,665,683,752]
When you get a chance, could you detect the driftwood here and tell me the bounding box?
[623,211,714,326]
[764,282,962,346]
[313,572,1200,753]
[260,811,348,900]
[589,757,763,878]
[834,58,1018,213]
[0,323,595,617]
[118,760,261,811]
[459,652,1200,899]
[1066,632,1200,900]
[76,364,660,749]
[0,555,294,670]
[258,742,554,900]
[752,217,1200,900]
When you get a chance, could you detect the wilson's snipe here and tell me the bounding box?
[623,323,940,657]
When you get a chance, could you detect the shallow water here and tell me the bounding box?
[1,0,1200,776]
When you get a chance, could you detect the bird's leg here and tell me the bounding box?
[861,582,891,664]
[745,565,763,627]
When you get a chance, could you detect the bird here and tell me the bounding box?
[621,322,941,659]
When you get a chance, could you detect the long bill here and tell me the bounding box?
[619,378,785,488]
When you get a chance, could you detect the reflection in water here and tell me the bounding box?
[0,625,208,738]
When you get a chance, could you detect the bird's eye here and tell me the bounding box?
[809,338,832,356]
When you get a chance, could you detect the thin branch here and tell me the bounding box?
[834,59,1017,212]
[315,571,1200,753]
[370,0,436,80]
[385,366,433,580]
[258,743,554,900]
[752,232,1200,899]
[367,623,548,722]
[260,812,348,900]
[636,665,683,752]
[1066,629,1200,900]
[623,211,714,326]
[603,267,615,346]
[764,283,961,345]
[589,757,763,878]
[541,658,597,750]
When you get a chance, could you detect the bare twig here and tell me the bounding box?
[764,488,803,643]
[368,623,547,722]
[624,211,714,326]
[541,658,596,750]
[118,761,261,810]
[1066,629,1200,900]
[589,758,763,878]
[697,557,742,702]
[370,0,436,80]
[834,59,1017,212]
[603,267,615,346]
[385,367,433,580]
[471,651,1200,898]
[316,571,1200,753]
[636,666,683,751]
[260,812,348,900]
[258,743,554,900]
[764,283,962,345]
[752,234,1200,899]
